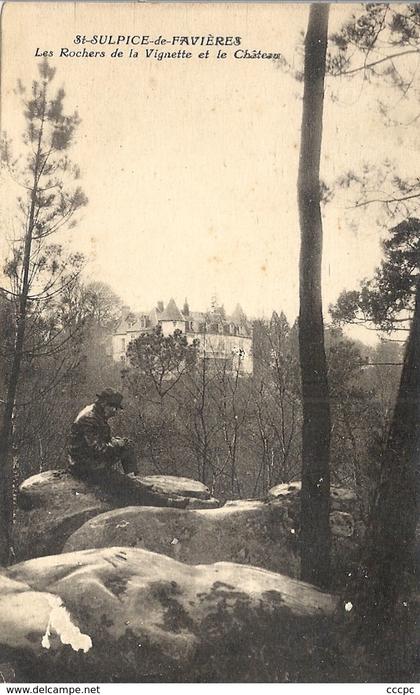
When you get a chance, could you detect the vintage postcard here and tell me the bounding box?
[0,0,418,686]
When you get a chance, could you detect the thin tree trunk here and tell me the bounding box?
[0,92,45,565]
[0,241,33,565]
[297,3,331,589]
[199,357,208,484]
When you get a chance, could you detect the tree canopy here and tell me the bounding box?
[331,217,419,332]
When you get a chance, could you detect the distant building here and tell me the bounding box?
[112,298,253,374]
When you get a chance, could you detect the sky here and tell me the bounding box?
[1,2,419,343]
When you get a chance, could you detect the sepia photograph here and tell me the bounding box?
[0,0,418,685]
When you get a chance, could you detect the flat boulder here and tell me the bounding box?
[14,470,220,562]
[267,481,361,530]
[267,481,357,513]
[14,470,112,561]
[138,475,211,500]
[18,469,108,511]
[1,546,339,682]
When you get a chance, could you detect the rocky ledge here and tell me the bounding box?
[1,546,340,682]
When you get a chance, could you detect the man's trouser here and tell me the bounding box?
[119,444,138,475]
[98,467,182,507]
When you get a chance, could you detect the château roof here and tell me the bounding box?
[114,307,151,334]
[159,298,185,322]
[113,300,252,337]
[230,303,246,324]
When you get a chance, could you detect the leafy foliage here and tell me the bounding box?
[82,281,123,330]
[330,218,419,332]
[328,4,420,82]
[125,326,199,399]
[1,58,88,347]
[326,5,420,218]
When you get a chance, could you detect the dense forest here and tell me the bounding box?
[0,2,418,684]
[0,281,403,507]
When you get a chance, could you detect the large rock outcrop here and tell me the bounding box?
[14,470,219,561]
[15,473,362,586]
[14,470,112,561]
[64,501,301,577]
[1,546,339,682]
[64,485,362,586]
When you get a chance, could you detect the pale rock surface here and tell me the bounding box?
[64,500,300,577]
[15,473,362,586]
[267,481,358,513]
[1,546,339,682]
[138,475,211,500]
[64,484,362,586]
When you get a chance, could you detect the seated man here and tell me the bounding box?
[67,388,188,508]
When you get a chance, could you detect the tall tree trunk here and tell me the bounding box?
[0,255,31,565]
[0,93,45,565]
[346,278,419,679]
[0,226,34,565]
[297,3,331,589]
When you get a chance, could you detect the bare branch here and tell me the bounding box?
[338,48,420,76]
[350,190,420,209]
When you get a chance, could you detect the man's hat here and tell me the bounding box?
[96,387,124,409]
